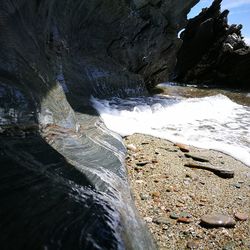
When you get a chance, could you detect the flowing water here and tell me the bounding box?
[92,83,250,166]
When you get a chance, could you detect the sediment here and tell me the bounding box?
[124,133,250,249]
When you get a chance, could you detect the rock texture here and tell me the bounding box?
[175,0,250,90]
[0,1,198,249]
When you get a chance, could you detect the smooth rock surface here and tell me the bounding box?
[200,214,236,228]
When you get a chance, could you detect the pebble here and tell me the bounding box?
[127,144,137,152]
[187,240,199,249]
[200,214,236,228]
[135,180,144,184]
[144,217,153,223]
[232,183,241,189]
[153,216,172,225]
[170,212,179,219]
[151,191,160,198]
[234,212,248,221]
[140,193,149,200]
[174,143,190,152]
[177,217,192,223]
[136,161,150,166]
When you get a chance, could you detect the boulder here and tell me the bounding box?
[175,0,250,90]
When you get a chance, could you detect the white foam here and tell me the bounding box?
[91,94,250,166]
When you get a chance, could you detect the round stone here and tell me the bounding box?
[234,212,248,221]
[200,214,236,227]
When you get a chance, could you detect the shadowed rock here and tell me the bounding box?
[0,0,198,249]
[175,0,250,90]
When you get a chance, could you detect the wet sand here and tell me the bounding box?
[124,134,250,250]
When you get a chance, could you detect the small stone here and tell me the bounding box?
[140,193,149,200]
[234,212,249,221]
[177,217,192,223]
[136,161,150,166]
[174,143,190,152]
[135,180,144,184]
[144,217,153,223]
[170,212,179,219]
[232,183,241,189]
[200,214,236,228]
[127,144,137,152]
[151,159,158,164]
[176,203,184,208]
[187,240,199,249]
[151,191,160,198]
[153,216,172,225]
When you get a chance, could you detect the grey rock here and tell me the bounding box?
[200,214,236,228]
[153,217,172,225]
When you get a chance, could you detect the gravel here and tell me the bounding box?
[124,134,250,250]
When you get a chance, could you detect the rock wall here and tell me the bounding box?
[175,0,250,90]
[0,1,198,249]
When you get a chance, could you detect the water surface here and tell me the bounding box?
[92,83,250,166]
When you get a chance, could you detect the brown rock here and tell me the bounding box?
[177,217,192,223]
[174,143,190,152]
[234,212,249,221]
[151,191,160,198]
[200,214,236,228]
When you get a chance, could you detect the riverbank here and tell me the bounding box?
[124,134,250,250]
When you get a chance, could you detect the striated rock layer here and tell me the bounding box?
[0,0,197,249]
[175,0,250,90]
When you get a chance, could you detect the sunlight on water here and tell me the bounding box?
[91,91,250,166]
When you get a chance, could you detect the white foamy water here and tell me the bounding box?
[91,94,250,166]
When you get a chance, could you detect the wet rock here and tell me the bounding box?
[200,214,236,228]
[234,212,248,221]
